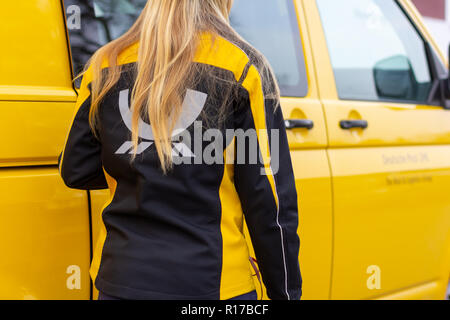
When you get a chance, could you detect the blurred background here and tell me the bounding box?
[412,0,450,53]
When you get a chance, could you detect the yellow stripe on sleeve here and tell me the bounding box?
[89,168,117,286]
[241,65,279,208]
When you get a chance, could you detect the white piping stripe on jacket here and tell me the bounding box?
[255,64,290,300]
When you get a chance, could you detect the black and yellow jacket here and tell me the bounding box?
[59,32,301,300]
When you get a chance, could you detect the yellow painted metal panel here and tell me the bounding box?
[377,281,444,300]
[0,1,74,101]
[0,86,76,102]
[322,100,450,147]
[281,94,327,151]
[0,167,90,299]
[291,149,333,300]
[328,146,450,299]
[0,101,77,166]
[0,1,77,165]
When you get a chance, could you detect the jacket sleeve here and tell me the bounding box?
[58,69,108,190]
[234,64,302,300]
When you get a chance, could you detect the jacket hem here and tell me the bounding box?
[95,275,221,300]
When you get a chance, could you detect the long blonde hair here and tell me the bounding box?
[84,0,279,172]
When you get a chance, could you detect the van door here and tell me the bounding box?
[64,0,334,299]
[305,0,450,299]
[230,0,332,299]
[0,1,91,299]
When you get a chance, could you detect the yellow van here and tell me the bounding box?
[0,0,449,300]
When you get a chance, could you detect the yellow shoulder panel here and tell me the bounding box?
[194,33,250,82]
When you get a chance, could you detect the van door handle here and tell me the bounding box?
[340,120,368,130]
[285,119,314,130]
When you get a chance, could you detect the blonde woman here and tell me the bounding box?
[59,0,301,300]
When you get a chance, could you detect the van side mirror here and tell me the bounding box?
[373,55,417,100]
[424,41,450,108]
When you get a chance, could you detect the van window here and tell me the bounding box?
[230,0,308,97]
[317,0,433,103]
[64,0,146,77]
[64,0,308,97]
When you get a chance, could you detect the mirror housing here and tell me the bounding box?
[424,42,450,108]
[373,55,417,100]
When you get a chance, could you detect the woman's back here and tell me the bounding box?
[59,0,301,300]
